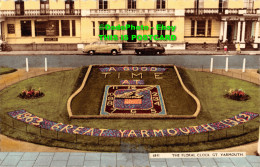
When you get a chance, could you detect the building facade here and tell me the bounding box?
[0,0,259,51]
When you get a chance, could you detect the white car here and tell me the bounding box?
[83,42,121,55]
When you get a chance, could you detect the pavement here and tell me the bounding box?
[0,50,260,56]
[0,67,260,167]
[0,152,260,167]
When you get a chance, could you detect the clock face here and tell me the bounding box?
[100,85,166,115]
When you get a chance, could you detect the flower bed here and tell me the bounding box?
[8,110,259,138]
[120,80,144,85]
[99,66,167,72]
[224,89,250,101]
[18,88,44,99]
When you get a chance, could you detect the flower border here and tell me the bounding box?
[8,110,258,138]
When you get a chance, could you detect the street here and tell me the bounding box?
[0,54,259,69]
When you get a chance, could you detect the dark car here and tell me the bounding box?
[135,43,165,55]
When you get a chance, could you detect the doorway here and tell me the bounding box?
[227,23,235,43]
[127,21,137,42]
[245,21,253,43]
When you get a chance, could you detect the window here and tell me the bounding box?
[7,24,15,34]
[128,0,136,9]
[46,20,59,36]
[170,21,172,36]
[194,0,204,8]
[21,20,31,36]
[111,21,114,36]
[93,22,95,36]
[197,20,206,36]
[61,20,70,36]
[99,22,107,36]
[190,20,210,37]
[35,21,47,36]
[191,20,195,36]
[245,0,254,13]
[40,0,49,15]
[218,0,227,13]
[157,21,165,36]
[65,0,74,15]
[244,0,254,9]
[72,20,76,36]
[157,0,165,9]
[35,20,59,36]
[150,21,153,35]
[207,20,211,37]
[99,0,108,9]
[15,0,24,15]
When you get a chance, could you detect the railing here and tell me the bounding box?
[185,8,259,15]
[185,8,219,15]
[0,9,81,17]
[40,9,50,15]
[0,8,258,17]
[223,8,241,15]
[246,9,257,14]
[222,8,258,15]
[89,9,175,16]
[0,10,16,17]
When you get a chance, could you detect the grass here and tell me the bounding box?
[0,68,81,124]
[186,70,260,122]
[71,66,196,116]
[0,67,259,152]
[0,67,17,75]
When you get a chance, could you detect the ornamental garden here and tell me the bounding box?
[0,65,259,152]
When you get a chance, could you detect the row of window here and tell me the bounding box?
[15,20,212,37]
[10,20,76,37]
[13,0,255,11]
[94,21,176,37]
[15,0,75,15]
[14,0,170,11]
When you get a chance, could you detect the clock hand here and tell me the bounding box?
[114,86,154,99]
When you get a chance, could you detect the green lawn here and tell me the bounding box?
[0,68,81,124]
[186,69,260,122]
[0,67,17,75]
[0,67,259,152]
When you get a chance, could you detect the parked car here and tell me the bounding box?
[83,42,121,55]
[135,43,165,55]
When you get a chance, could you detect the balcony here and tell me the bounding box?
[89,9,175,16]
[0,9,81,17]
[222,8,259,15]
[185,8,260,16]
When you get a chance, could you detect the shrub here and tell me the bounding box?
[224,88,249,101]
[18,88,44,99]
